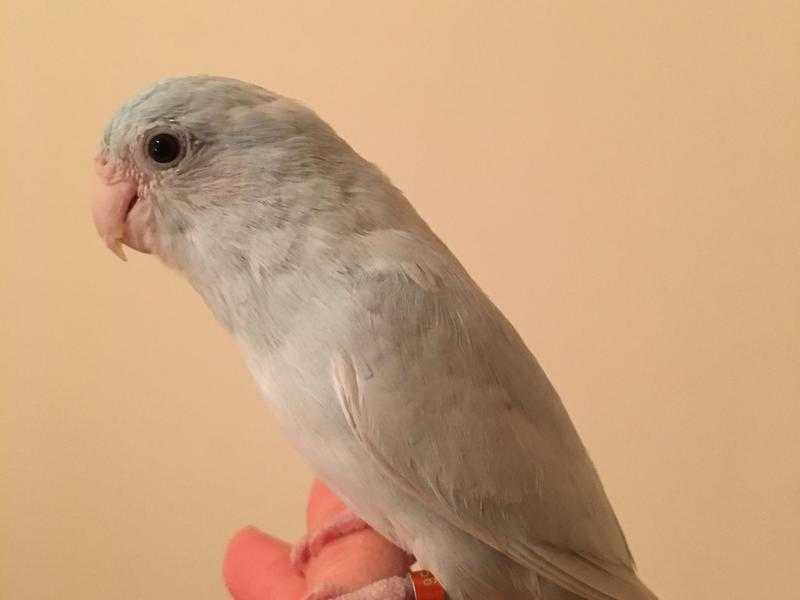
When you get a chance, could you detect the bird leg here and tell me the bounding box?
[303,575,412,600]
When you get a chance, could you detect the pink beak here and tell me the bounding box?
[91,157,152,260]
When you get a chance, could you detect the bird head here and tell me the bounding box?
[91,75,353,267]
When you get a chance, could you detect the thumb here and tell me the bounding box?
[223,526,306,600]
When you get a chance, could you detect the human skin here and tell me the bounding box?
[223,480,415,600]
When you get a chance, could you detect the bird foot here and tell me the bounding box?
[291,508,370,573]
[303,576,412,600]
[302,583,348,600]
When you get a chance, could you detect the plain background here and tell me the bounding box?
[2,2,798,598]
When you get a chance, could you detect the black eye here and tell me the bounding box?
[147,133,182,164]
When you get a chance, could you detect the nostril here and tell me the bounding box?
[94,158,119,183]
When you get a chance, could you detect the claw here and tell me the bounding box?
[291,509,370,573]
[107,237,127,262]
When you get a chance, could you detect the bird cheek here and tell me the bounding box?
[122,190,156,255]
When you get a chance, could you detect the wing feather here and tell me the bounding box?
[332,230,657,599]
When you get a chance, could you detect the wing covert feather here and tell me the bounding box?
[331,231,657,599]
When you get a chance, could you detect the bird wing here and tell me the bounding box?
[331,231,657,600]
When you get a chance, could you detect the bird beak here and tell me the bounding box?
[91,157,151,261]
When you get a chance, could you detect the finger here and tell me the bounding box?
[223,526,306,600]
[303,480,414,593]
[306,479,349,531]
[304,525,415,594]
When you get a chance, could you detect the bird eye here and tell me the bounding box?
[146,132,182,165]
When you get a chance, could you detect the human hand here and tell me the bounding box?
[223,479,418,600]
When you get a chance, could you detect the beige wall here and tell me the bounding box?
[3,2,798,598]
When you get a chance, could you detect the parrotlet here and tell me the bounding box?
[91,76,658,600]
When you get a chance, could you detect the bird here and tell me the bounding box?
[91,75,658,600]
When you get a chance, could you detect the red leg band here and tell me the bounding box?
[408,570,446,600]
